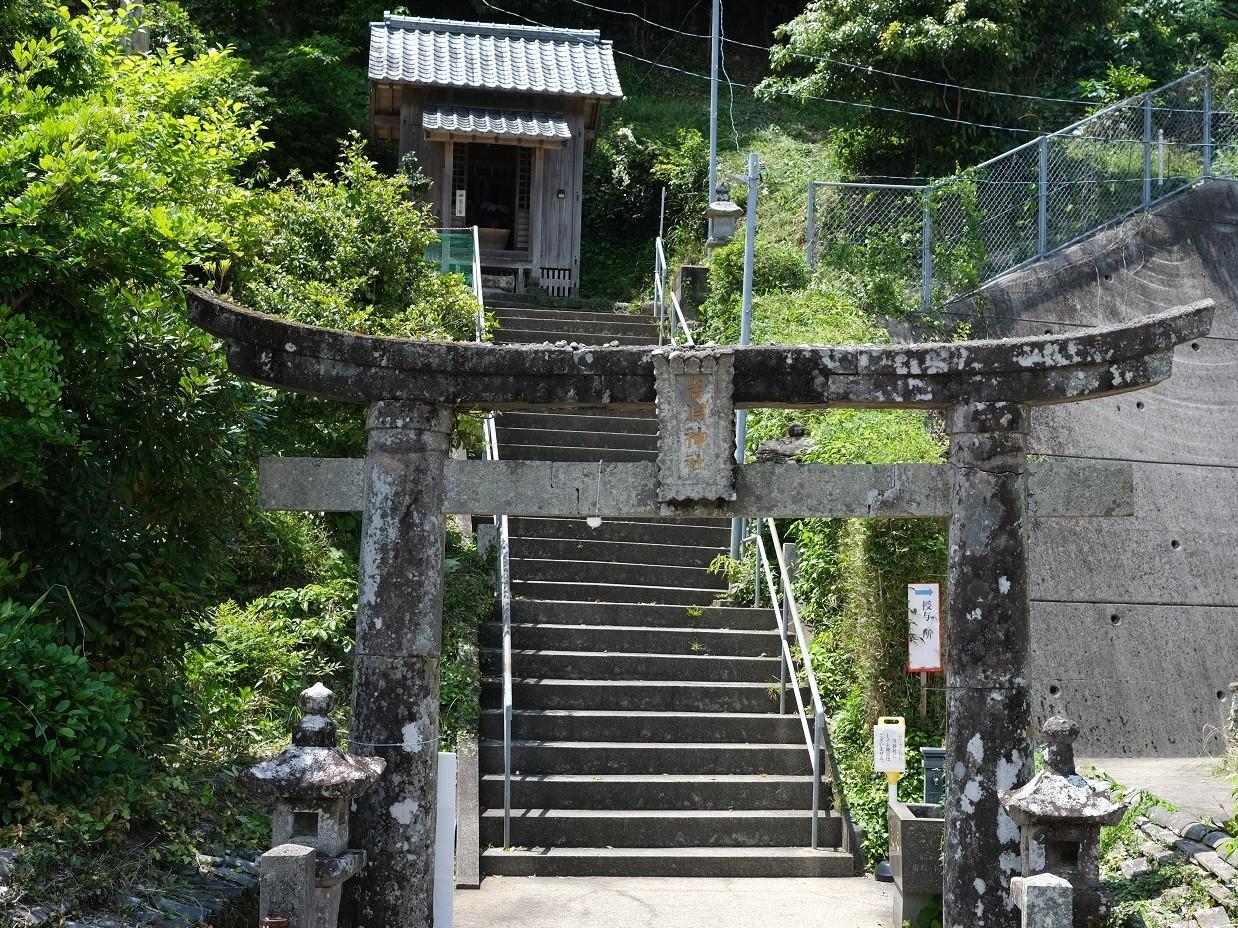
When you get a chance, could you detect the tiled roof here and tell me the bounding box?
[422,105,571,141]
[369,14,623,99]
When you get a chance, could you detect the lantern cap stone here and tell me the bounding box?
[999,716,1127,827]
[241,683,385,803]
[706,199,744,220]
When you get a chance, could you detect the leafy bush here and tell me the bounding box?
[706,238,810,307]
[0,585,141,810]
[183,529,492,751]
[185,579,358,746]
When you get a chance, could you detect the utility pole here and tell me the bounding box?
[728,152,758,560]
[707,0,720,238]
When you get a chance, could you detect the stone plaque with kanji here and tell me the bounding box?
[653,348,736,504]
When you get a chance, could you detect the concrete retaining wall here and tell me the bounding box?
[949,179,1238,756]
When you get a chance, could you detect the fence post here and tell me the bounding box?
[1143,93,1153,206]
[1037,135,1048,256]
[920,187,933,314]
[806,181,817,270]
[1204,72,1214,178]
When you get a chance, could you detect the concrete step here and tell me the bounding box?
[481,649,782,683]
[481,622,778,657]
[481,845,855,877]
[479,773,832,811]
[510,537,722,568]
[512,580,723,606]
[509,600,773,630]
[494,314,659,337]
[511,557,724,590]
[497,427,658,451]
[498,411,658,433]
[498,444,657,463]
[480,709,800,743]
[508,518,731,546]
[496,328,655,346]
[481,808,841,849]
[483,739,816,775]
[482,678,797,712]
[490,306,655,324]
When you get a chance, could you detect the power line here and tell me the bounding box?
[718,1,740,152]
[475,0,1042,136]
[554,0,1095,108]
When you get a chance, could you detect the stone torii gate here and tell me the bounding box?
[187,288,1212,928]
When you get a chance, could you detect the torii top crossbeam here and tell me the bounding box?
[186,284,1211,928]
[187,288,1211,410]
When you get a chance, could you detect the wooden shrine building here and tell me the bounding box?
[369,14,623,295]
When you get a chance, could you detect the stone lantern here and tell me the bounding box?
[706,181,744,246]
[242,683,385,928]
[1000,717,1127,927]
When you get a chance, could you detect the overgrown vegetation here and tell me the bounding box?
[0,4,487,914]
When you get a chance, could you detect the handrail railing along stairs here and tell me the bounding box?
[746,521,862,864]
[458,225,516,848]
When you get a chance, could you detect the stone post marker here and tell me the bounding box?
[1001,717,1128,927]
[242,683,385,928]
[346,401,455,928]
[944,401,1034,928]
[1011,873,1074,928]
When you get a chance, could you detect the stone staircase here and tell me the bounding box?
[477,301,853,877]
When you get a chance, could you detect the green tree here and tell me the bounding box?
[0,7,270,719]
[760,0,1119,172]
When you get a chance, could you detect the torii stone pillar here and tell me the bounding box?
[345,401,455,928]
[945,402,1034,928]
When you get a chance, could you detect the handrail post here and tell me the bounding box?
[1037,136,1048,256]
[1204,72,1213,177]
[806,181,817,270]
[812,708,824,850]
[920,186,933,313]
[753,542,762,608]
[1143,93,1153,207]
[779,542,798,716]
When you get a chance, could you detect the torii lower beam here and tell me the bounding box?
[258,457,1135,520]
[188,287,1212,928]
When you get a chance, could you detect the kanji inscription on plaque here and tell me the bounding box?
[652,348,736,504]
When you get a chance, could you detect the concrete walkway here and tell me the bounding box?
[1083,756,1235,823]
[456,876,894,928]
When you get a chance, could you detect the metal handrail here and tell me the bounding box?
[653,236,695,346]
[744,523,862,866]
[467,232,514,847]
[481,413,514,846]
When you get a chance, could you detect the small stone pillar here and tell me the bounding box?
[1001,717,1128,927]
[243,683,385,928]
[346,401,455,928]
[944,401,1035,928]
[1012,873,1074,928]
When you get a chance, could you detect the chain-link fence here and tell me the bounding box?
[807,68,1235,310]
